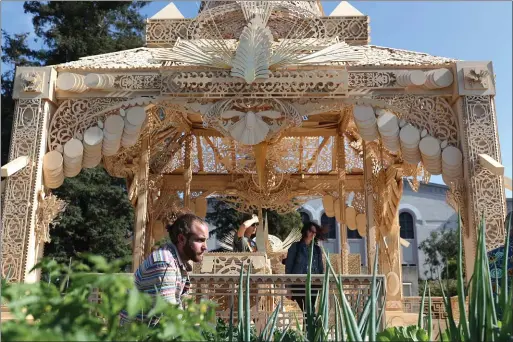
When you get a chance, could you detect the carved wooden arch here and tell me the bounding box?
[45,97,194,180]
[339,96,462,189]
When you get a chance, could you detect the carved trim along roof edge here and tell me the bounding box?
[52,45,459,71]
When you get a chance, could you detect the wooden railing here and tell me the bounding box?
[88,273,385,330]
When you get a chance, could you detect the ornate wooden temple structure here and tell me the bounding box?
[1,1,508,320]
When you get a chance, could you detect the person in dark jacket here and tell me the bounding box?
[285,221,324,312]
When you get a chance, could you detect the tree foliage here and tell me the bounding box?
[206,200,303,247]
[1,1,148,262]
[45,168,134,265]
[418,225,458,279]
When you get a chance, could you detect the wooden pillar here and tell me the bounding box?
[375,165,404,311]
[256,206,265,252]
[1,67,56,283]
[337,132,348,273]
[451,62,507,279]
[132,136,150,271]
[184,134,192,209]
[363,144,376,272]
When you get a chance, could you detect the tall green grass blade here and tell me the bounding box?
[260,300,280,341]
[244,262,251,342]
[334,294,345,342]
[266,301,282,342]
[499,213,512,340]
[238,265,244,341]
[277,322,292,342]
[427,286,432,341]
[438,276,458,340]
[357,292,371,335]
[334,295,341,342]
[318,250,330,336]
[339,274,363,342]
[419,280,427,329]
[500,214,511,313]
[306,241,314,342]
[456,213,470,341]
[438,319,444,342]
[369,244,379,341]
[482,219,498,330]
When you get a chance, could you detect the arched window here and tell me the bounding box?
[320,213,337,239]
[399,212,415,239]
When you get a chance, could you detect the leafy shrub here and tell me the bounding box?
[1,255,216,341]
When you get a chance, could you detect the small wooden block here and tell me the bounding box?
[478,154,504,176]
[1,156,30,177]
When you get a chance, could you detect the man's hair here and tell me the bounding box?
[166,213,206,244]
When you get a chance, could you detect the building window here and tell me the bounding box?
[347,228,362,239]
[320,213,337,239]
[399,212,415,239]
[402,283,413,297]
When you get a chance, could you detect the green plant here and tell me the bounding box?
[437,214,512,341]
[1,255,216,341]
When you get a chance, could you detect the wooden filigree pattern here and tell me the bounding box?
[47,98,128,151]
[372,95,459,145]
[2,99,46,282]
[460,96,506,250]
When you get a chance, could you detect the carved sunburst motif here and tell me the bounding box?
[153,2,364,84]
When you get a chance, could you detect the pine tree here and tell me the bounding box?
[1,1,148,264]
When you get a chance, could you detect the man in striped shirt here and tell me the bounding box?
[120,213,209,324]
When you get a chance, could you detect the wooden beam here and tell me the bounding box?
[303,137,330,173]
[1,156,29,178]
[478,154,504,176]
[196,136,204,172]
[162,173,364,192]
[505,176,512,191]
[203,136,231,171]
[184,134,192,209]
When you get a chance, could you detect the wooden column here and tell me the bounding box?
[132,136,150,271]
[337,132,348,273]
[451,95,507,278]
[256,206,265,252]
[363,144,376,272]
[450,61,506,279]
[184,134,192,209]
[1,67,56,283]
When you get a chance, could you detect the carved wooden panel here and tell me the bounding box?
[1,99,46,282]
[146,16,369,47]
[461,96,506,250]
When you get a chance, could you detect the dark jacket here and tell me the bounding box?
[285,241,324,275]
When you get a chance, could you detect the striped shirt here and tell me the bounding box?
[120,243,191,324]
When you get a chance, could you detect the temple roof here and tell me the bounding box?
[53,45,458,71]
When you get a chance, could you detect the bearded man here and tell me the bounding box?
[120,213,209,324]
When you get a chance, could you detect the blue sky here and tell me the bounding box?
[2,1,511,196]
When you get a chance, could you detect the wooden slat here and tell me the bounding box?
[478,154,504,176]
[1,156,29,178]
